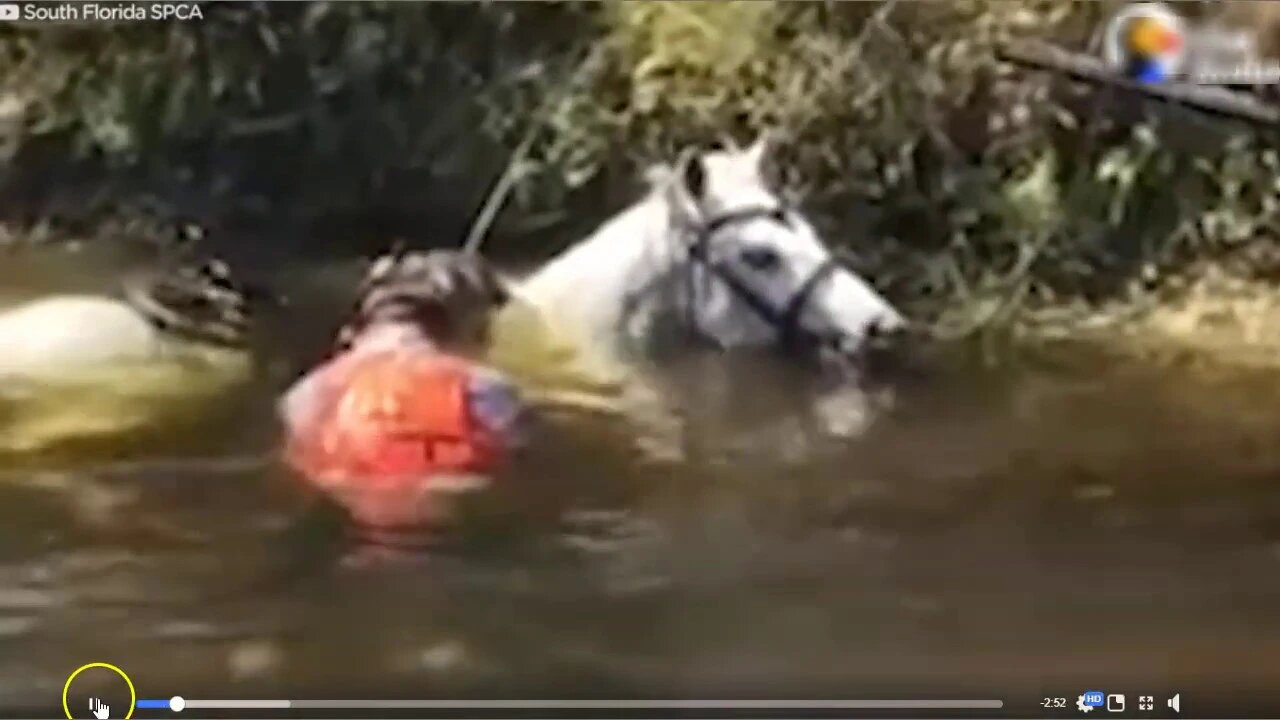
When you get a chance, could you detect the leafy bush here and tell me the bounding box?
[3,0,1280,338]
[0,2,587,239]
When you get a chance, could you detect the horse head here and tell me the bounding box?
[654,134,907,369]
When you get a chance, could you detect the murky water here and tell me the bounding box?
[1,247,1279,716]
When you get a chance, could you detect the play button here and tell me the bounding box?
[61,663,136,720]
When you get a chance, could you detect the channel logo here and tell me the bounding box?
[0,5,19,21]
[1103,2,1186,83]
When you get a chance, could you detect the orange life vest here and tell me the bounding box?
[284,349,505,489]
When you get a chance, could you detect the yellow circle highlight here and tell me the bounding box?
[62,663,135,720]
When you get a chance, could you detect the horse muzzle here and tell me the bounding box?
[829,318,924,385]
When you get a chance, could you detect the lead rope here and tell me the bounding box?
[461,45,597,257]
[684,231,702,343]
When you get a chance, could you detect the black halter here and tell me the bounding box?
[684,205,846,352]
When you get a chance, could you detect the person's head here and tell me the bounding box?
[337,249,510,353]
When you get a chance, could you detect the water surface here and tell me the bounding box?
[1,248,1278,715]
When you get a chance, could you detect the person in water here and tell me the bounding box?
[278,249,524,539]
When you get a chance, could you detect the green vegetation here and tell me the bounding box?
[2,0,1279,344]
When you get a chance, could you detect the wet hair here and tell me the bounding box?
[336,248,510,351]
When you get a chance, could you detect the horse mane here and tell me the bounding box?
[642,145,706,196]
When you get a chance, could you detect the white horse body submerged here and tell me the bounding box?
[515,137,904,370]
[0,264,256,453]
[0,296,174,376]
[513,199,671,360]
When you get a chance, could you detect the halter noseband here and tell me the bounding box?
[684,205,845,352]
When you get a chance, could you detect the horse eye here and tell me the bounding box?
[740,246,782,272]
[768,208,789,225]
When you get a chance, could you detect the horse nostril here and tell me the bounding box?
[831,317,909,358]
[862,315,909,354]
[865,317,892,342]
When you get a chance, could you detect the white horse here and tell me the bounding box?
[513,136,905,372]
[0,259,262,453]
[514,133,906,366]
[489,136,907,454]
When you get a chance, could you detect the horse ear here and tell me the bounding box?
[644,163,672,189]
[744,130,776,170]
[664,150,707,224]
[680,152,707,201]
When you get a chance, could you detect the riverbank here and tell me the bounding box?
[4,1,1280,348]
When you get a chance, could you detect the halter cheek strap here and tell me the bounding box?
[684,206,845,352]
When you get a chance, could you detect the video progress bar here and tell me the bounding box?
[138,699,1005,711]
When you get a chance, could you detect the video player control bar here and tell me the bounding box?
[137,699,1006,711]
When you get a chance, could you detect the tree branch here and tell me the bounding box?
[997,38,1280,127]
